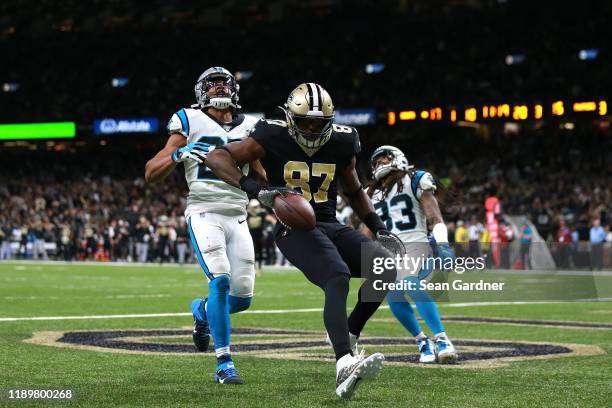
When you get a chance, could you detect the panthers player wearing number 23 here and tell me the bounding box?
[145,66,260,385]
[368,145,457,364]
[206,83,399,400]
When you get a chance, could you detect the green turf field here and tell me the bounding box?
[0,262,611,407]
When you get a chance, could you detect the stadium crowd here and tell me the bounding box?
[0,125,610,268]
[0,1,610,267]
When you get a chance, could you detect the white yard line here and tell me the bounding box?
[1,299,611,322]
[0,307,324,322]
[0,260,298,271]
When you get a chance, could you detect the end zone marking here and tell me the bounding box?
[23,327,606,369]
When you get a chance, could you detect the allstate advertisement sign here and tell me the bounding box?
[94,118,160,134]
[334,109,376,126]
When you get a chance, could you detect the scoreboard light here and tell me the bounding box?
[399,110,416,121]
[552,101,565,116]
[464,108,477,122]
[430,107,443,120]
[573,101,597,112]
[498,104,510,118]
[388,98,608,126]
[512,105,528,120]
[534,104,543,120]
[0,122,76,140]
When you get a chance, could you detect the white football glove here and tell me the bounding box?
[171,142,211,164]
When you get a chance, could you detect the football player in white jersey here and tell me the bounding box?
[367,145,457,363]
[145,67,260,384]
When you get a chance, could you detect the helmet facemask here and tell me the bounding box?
[370,146,412,181]
[194,67,241,110]
[285,109,334,150]
[283,83,335,154]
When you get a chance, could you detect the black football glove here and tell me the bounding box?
[257,187,301,208]
[376,229,406,257]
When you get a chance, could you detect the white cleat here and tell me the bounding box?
[435,335,458,364]
[417,337,436,364]
[335,350,384,400]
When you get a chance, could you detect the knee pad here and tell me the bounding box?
[229,295,252,314]
[202,247,231,279]
[229,272,254,298]
[208,274,230,295]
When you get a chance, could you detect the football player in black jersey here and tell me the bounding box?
[206,83,399,399]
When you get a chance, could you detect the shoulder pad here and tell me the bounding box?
[167,108,190,137]
[411,170,436,199]
[331,124,360,154]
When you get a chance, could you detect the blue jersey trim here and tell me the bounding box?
[411,170,426,198]
[177,109,190,135]
[188,217,213,280]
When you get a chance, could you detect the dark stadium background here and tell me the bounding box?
[0,0,610,267]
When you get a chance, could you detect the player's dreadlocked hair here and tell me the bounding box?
[367,169,413,200]
[367,169,460,220]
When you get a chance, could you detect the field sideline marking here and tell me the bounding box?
[1,299,611,322]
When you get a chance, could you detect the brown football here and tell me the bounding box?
[273,194,316,230]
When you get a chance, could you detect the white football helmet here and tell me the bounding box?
[369,145,412,181]
[194,66,240,110]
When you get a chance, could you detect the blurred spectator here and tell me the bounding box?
[176,218,189,265]
[156,215,173,263]
[135,217,152,263]
[519,223,533,269]
[454,221,469,257]
[589,218,605,270]
[0,224,9,259]
[555,219,573,268]
[499,221,514,269]
[468,217,484,258]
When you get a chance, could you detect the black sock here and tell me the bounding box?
[323,274,352,360]
[348,284,383,338]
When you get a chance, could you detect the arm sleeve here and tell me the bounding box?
[166,109,190,137]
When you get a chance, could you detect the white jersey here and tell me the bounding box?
[370,171,436,243]
[167,108,259,218]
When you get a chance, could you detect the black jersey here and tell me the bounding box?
[249,119,360,223]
